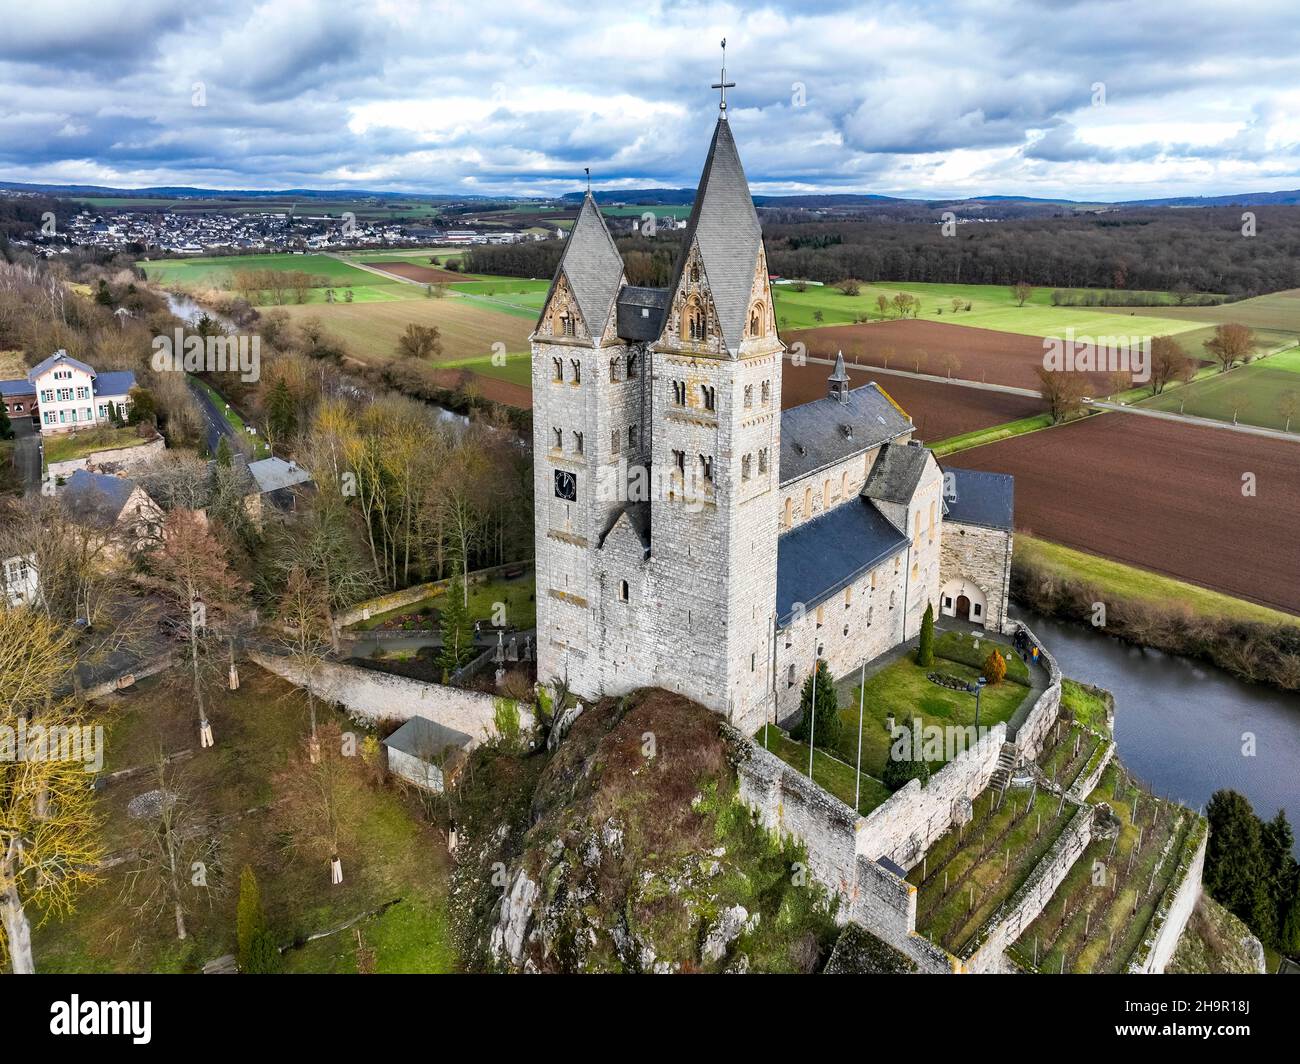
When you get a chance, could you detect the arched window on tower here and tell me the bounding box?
[619,580,629,602]
[690,264,701,284]
[749,302,765,338]
[682,296,706,341]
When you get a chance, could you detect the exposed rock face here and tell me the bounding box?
[465,689,838,973]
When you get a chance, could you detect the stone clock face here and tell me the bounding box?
[554,469,577,501]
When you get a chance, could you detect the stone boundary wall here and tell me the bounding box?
[1007,620,1062,763]
[961,802,1094,973]
[846,855,958,973]
[1067,740,1116,803]
[855,724,1006,868]
[1129,818,1208,974]
[47,436,166,482]
[335,560,533,628]
[250,651,534,746]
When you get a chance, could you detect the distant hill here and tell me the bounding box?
[0,180,495,203]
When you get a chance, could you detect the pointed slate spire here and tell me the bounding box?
[668,117,764,355]
[829,350,850,402]
[539,191,624,338]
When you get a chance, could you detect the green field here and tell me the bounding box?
[770,281,1213,338]
[1140,349,1300,432]
[443,352,533,388]
[138,253,420,305]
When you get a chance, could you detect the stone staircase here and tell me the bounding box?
[989,742,1019,792]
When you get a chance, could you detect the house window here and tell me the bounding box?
[973,602,982,618]
[783,497,792,528]
[552,357,563,382]
[824,478,832,506]
[751,652,756,672]
[816,605,824,628]
[76,386,89,399]
[804,486,812,516]
[626,352,638,378]
[609,358,621,383]
[673,449,686,476]
[744,384,753,409]
[671,380,686,405]
[44,412,55,425]
[701,385,716,411]
[761,380,770,404]
[844,586,852,609]
[570,359,581,384]
[628,424,638,449]
[619,580,629,602]
[787,663,796,688]
[749,302,765,338]
[41,390,53,403]
[742,454,752,481]
[685,300,706,341]
[559,313,575,337]
[867,606,874,625]
[758,448,768,475]
[699,455,713,484]
[551,426,563,450]
[574,431,584,455]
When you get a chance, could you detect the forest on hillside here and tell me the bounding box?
[465,205,1300,297]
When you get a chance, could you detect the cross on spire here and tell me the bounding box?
[711,38,736,117]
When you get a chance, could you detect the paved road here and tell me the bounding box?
[790,352,1300,446]
[187,376,238,455]
[10,416,42,494]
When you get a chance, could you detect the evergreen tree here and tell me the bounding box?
[916,602,935,667]
[881,717,931,792]
[267,377,297,442]
[790,659,841,750]
[438,568,475,680]
[1205,790,1267,924]
[215,435,233,468]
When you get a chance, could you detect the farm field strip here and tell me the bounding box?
[954,413,1300,615]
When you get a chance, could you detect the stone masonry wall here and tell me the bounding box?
[961,802,1094,973]
[1009,620,1062,762]
[250,652,535,746]
[938,522,1012,633]
[47,435,166,483]
[1130,818,1208,974]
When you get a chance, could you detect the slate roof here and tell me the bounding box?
[615,286,670,342]
[941,467,1015,531]
[93,370,136,396]
[775,497,909,625]
[382,716,472,761]
[28,350,95,382]
[0,378,35,396]
[779,382,913,486]
[862,442,931,506]
[664,117,764,355]
[61,470,138,527]
[538,192,624,337]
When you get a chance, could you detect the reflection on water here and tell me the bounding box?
[1015,607,1300,854]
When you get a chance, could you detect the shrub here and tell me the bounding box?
[983,649,1007,685]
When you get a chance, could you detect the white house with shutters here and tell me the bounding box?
[26,350,136,437]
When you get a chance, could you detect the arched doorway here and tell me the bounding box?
[955,594,971,620]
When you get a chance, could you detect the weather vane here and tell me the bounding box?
[711,38,735,116]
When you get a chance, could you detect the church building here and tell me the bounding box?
[530,88,1014,736]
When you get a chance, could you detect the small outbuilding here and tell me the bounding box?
[381,717,472,793]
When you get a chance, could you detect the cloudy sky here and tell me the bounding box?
[1,0,1298,200]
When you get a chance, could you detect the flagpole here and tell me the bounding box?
[807,651,817,780]
[855,657,866,811]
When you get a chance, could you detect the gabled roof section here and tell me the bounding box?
[94,370,137,396]
[863,442,931,506]
[61,470,138,527]
[941,467,1015,531]
[779,382,913,486]
[666,118,764,354]
[776,497,909,626]
[597,502,651,558]
[29,350,95,382]
[538,192,624,337]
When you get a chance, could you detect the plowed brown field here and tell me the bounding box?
[366,261,468,284]
[786,319,1118,392]
[953,413,1300,614]
[781,356,1045,442]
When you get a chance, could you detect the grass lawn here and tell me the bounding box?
[442,351,533,388]
[139,253,393,290]
[1138,350,1300,433]
[1061,678,1110,734]
[1015,534,1300,627]
[910,785,1073,955]
[829,646,1031,777]
[933,630,1031,684]
[755,724,892,815]
[31,668,456,973]
[43,424,146,467]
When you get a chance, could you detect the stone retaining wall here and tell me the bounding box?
[336,561,532,628]
[47,435,165,482]
[1129,818,1208,974]
[250,651,534,746]
[1007,620,1061,762]
[1067,740,1115,803]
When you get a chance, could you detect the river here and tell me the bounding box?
[1014,606,1300,853]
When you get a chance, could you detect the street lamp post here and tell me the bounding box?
[969,675,987,730]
